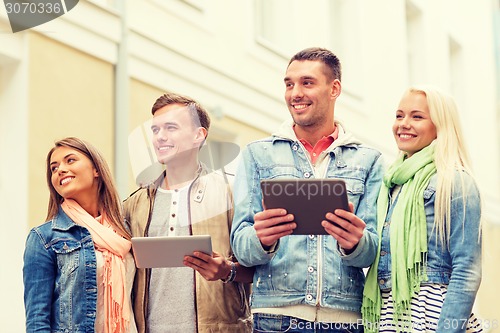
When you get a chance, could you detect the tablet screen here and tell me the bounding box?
[260,178,349,235]
[132,235,212,268]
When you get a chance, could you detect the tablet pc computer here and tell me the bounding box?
[260,178,349,235]
[131,235,212,268]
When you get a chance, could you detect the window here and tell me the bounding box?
[254,0,296,58]
[406,0,426,85]
[330,0,364,100]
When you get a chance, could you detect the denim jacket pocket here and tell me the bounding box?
[260,165,303,179]
[51,240,84,329]
[344,178,364,195]
[52,240,81,275]
[341,178,365,208]
[326,168,365,207]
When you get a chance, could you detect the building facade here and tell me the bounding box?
[1,0,498,331]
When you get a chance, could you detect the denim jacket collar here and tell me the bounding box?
[51,207,78,231]
[271,119,362,149]
[271,119,362,168]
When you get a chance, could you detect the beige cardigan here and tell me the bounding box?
[123,167,252,333]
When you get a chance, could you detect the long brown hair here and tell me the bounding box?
[45,137,130,240]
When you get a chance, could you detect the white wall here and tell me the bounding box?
[0,17,29,332]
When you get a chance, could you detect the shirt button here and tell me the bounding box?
[307,266,314,273]
[171,213,176,218]
[306,294,313,301]
[380,251,387,256]
[309,235,315,239]
[173,201,177,205]
[292,145,298,151]
[304,172,311,178]
[170,227,174,231]
[379,279,385,285]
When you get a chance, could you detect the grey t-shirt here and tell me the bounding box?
[147,186,196,333]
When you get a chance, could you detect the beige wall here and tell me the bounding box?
[214,116,268,148]
[477,222,500,328]
[28,33,114,228]
[128,79,164,192]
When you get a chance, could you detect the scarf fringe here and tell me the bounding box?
[108,300,130,333]
[362,146,435,332]
[361,302,380,333]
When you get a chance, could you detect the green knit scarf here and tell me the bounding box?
[362,144,436,333]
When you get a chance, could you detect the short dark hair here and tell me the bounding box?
[288,47,341,82]
[151,92,211,133]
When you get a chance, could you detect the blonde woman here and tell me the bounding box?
[363,86,482,332]
[23,137,137,333]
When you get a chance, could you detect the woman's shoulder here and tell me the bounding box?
[425,169,479,194]
[29,220,54,236]
[452,170,480,198]
[26,220,58,249]
[29,211,82,242]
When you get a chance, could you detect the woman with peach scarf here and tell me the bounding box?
[23,137,137,333]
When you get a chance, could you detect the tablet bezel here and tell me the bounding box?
[260,178,349,235]
[131,235,212,268]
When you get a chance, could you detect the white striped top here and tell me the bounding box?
[378,284,482,332]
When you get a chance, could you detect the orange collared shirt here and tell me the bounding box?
[298,126,339,164]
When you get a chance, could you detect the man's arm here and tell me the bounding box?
[323,152,384,267]
[229,147,295,267]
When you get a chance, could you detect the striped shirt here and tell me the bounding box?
[379,284,482,332]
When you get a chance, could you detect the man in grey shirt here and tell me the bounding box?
[124,92,253,333]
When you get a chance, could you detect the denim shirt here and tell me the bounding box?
[230,121,384,312]
[23,207,98,333]
[377,171,482,331]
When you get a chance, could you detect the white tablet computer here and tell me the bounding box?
[260,178,349,235]
[131,235,212,268]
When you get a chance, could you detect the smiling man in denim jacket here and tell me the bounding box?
[230,47,384,332]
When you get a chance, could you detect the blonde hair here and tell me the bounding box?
[405,85,474,245]
[45,137,131,240]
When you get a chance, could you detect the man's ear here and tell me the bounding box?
[194,127,208,143]
[330,79,341,99]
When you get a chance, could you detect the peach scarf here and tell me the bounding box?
[61,199,131,333]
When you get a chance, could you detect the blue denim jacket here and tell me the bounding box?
[377,171,482,331]
[23,207,98,333]
[230,121,384,312]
